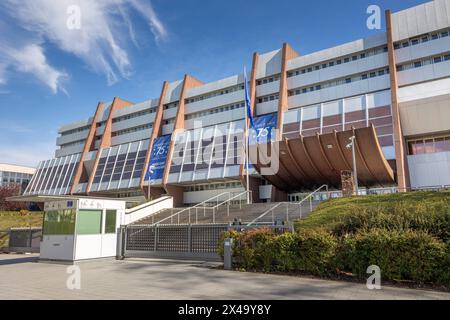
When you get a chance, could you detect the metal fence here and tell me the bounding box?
[119,224,291,261]
[2,228,42,253]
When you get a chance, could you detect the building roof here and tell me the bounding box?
[0,163,36,175]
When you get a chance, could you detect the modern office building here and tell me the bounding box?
[0,163,35,192]
[23,0,450,205]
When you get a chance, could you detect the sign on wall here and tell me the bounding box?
[145,134,172,181]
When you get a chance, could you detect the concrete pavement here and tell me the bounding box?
[0,254,448,300]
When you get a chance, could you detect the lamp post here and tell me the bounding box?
[147,165,155,201]
[347,136,359,195]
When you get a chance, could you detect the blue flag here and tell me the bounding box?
[244,68,255,129]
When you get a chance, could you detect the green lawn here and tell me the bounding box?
[0,211,43,249]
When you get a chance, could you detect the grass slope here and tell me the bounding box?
[295,191,450,242]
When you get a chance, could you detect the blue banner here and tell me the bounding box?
[249,113,277,145]
[145,134,171,181]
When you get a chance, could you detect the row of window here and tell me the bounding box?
[287,45,387,78]
[60,139,85,149]
[185,84,245,105]
[185,102,245,120]
[407,135,450,156]
[112,108,157,124]
[164,102,179,110]
[397,53,450,72]
[257,93,280,104]
[0,171,32,186]
[111,123,152,137]
[163,118,175,125]
[288,67,390,97]
[185,181,242,192]
[60,125,90,137]
[394,28,450,49]
[256,74,280,86]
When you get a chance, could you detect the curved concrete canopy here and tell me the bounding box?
[249,125,395,192]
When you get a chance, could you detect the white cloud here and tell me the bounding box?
[1,44,68,94]
[0,0,168,87]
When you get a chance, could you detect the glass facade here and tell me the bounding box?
[408,135,450,155]
[89,139,149,192]
[168,121,244,183]
[24,154,81,195]
[283,91,394,159]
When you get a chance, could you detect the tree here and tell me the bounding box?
[0,185,27,211]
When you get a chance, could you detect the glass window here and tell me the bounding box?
[444,54,450,61]
[431,34,439,40]
[402,42,409,48]
[77,210,102,235]
[43,210,76,235]
[441,31,449,37]
[344,58,350,63]
[434,56,442,63]
[105,210,117,234]
[411,39,420,45]
[414,61,422,68]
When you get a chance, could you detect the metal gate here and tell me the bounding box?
[118,224,291,261]
[7,228,42,253]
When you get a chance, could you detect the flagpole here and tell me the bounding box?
[244,67,250,205]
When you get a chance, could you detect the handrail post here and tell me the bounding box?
[272,209,275,224]
[309,197,312,212]
[196,208,198,224]
[286,203,289,222]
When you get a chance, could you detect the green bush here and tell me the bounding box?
[218,192,450,287]
[219,229,337,276]
[337,229,450,286]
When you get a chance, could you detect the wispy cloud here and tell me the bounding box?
[0,0,168,91]
[1,44,68,94]
[0,141,55,167]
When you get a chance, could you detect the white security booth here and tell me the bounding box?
[40,198,126,262]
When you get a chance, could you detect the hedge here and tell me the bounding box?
[220,228,450,286]
[336,229,450,285]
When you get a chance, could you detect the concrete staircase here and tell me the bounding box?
[133,200,321,225]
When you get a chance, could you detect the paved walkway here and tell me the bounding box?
[0,254,448,300]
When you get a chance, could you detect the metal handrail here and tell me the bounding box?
[151,191,240,226]
[247,185,328,226]
[196,190,253,224]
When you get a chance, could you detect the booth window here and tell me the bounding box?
[105,210,117,234]
[77,210,102,235]
[43,210,76,235]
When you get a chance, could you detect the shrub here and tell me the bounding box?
[219,229,337,276]
[337,229,450,286]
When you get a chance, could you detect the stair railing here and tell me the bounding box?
[246,185,328,226]
[151,191,237,226]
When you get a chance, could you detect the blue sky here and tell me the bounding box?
[0,0,428,167]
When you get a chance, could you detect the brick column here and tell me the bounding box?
[385,10,409,192]
[140,81,169,200]
[162,75,203,206]
[86,97,133,194]
[277,42,299,139]
[70,102,105,195]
